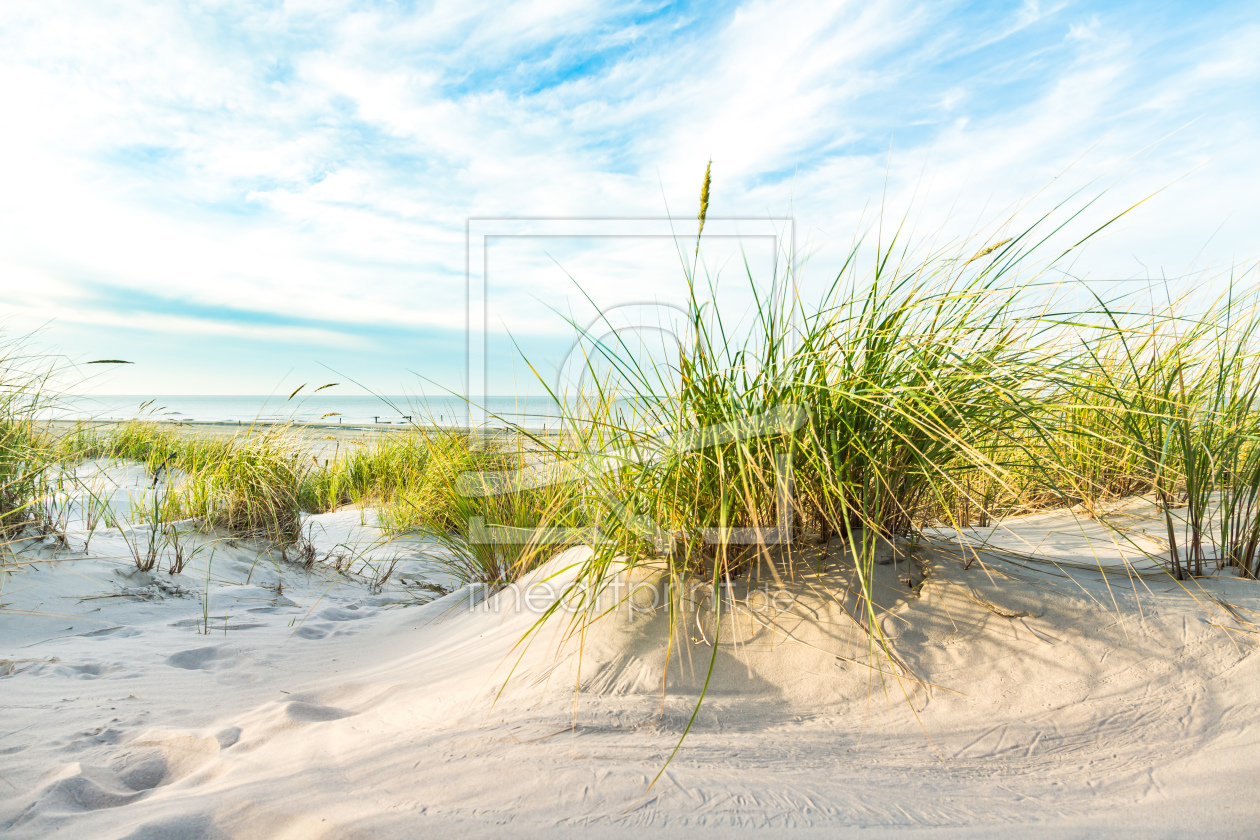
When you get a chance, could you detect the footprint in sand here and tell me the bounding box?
[80,626,143,639]
[290,605,375,640]
[64,727,127,749]
[317,605,375,622]
[3,730,231,832]
[164,647,235,671]
[53,662,120,680]
[29,767,142,810]
[281,700,355,723]
[2,763,143,829]
[113,753,168,792]
[214,727,242,749]
[293,623,361,640]
[116,813,229,840]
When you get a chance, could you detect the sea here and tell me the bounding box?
[49,394,571,430]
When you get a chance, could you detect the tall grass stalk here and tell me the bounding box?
[0,339,57,540]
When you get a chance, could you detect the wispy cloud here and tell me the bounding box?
[0,0,1256,393]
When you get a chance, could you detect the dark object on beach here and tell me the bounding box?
[86,359,134,364]
[152,452,177,488]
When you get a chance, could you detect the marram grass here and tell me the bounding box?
[0,339,59,539]
[445,183,1260,779]
[50,421,311,544]
[14,180,1260,786]
[21,187,1260,605]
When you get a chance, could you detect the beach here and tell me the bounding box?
[4,1,1258,836]
[2,462,1258,838]
[39,418,561,464]
[41,418,430,463]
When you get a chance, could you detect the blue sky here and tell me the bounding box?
[1,0,1257,396]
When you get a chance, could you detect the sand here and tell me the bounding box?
[2,464,1259,838]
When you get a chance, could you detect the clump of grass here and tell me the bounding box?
[163,525,198,574]
[49,410,590,586]
[528,222,1059,605]
[467,172,1260,779]
[78,476,116,552]
[168,429,309,543]
[305,427,590,587]
[421,441,591,586]
[51,420,313,546]
[115,521,162,572]
[297,429,465,518]
[54,419,236,474]
[0,339,58,540]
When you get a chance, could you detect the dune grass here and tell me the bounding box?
[15,173,1260,788]
[32,260,1260,601]
[450,181,1260,744]
[502,231,1060,684]
[0,341,58,541]
[297,428,476,527]
[43,418,582,584]
[412,184,1254,778]
[0,413,45,536]
[26,183,1260,611]
[20,197,1260,791]
[52,420,311,544]
[40,222,1260,599]
[168,430,309,542]
[297,426,590,585]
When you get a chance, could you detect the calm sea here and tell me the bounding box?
[51,395,569,429]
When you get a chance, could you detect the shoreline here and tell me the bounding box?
[39,417,562,461]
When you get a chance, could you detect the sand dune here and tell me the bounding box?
[2,466,1259,837]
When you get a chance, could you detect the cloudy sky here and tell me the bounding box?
[1,0,1257,397]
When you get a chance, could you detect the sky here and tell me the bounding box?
[0,0,1257,398]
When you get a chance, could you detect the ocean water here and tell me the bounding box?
[51,394,569,429]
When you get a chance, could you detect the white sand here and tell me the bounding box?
[2,468,1259,838]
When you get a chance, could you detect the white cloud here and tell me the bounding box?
[0,0,1256,393]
